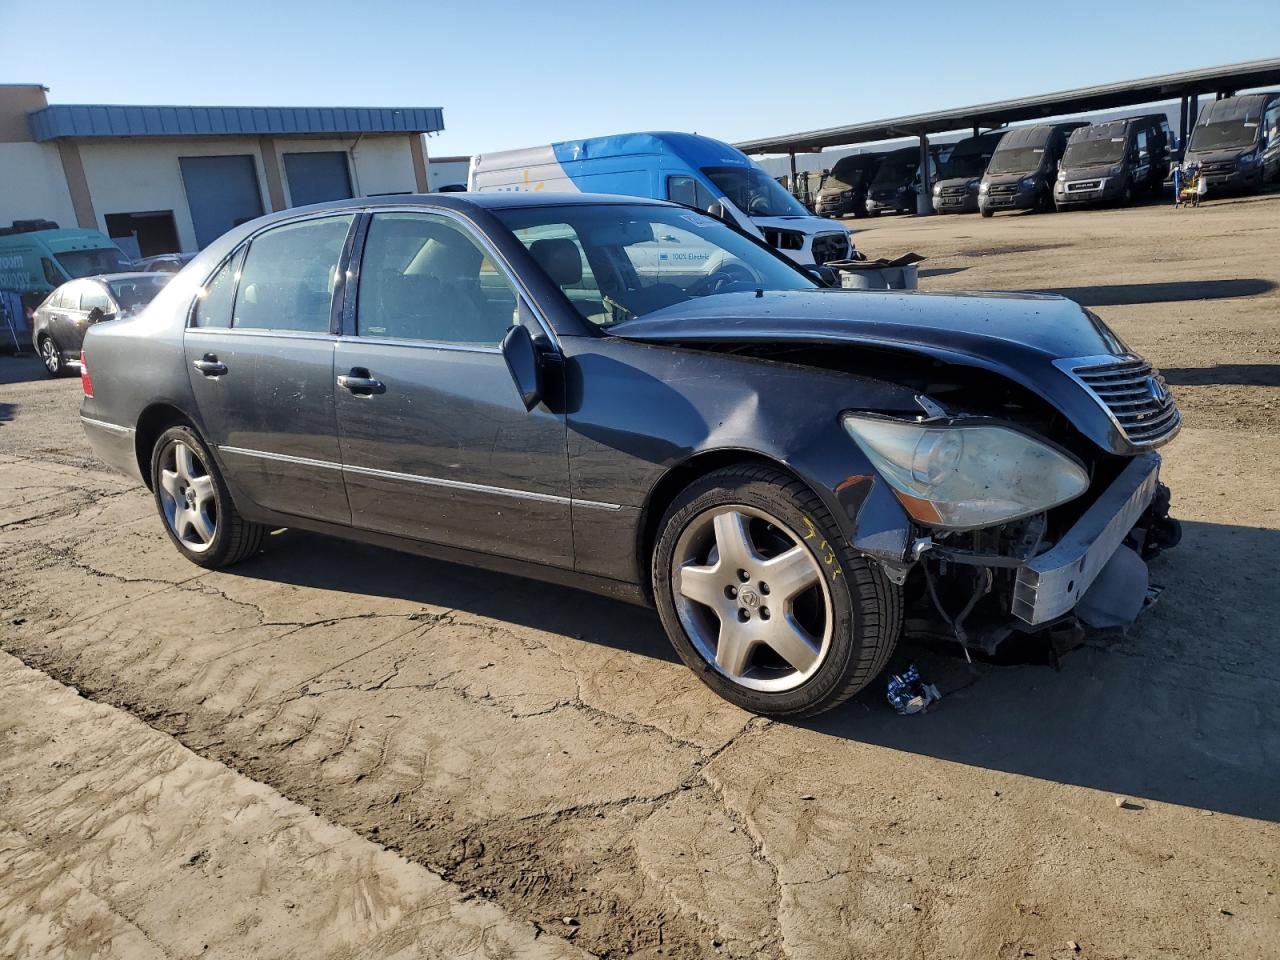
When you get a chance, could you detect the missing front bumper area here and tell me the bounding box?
[892,453,1176,658]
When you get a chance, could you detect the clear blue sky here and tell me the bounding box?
[1,0,1275,156]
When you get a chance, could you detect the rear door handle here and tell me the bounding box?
[337,369,384,395]
[192,354,228,377]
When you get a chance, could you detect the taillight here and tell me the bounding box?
[80,350,93,397]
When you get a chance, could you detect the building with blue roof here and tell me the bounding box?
[0,84,446,256]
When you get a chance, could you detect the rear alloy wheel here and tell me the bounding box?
[151,425,264,568]
[653,464,900,718]
[39,336,65,377]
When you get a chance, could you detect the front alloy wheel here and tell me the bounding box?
[653,464,901,718]
[39,336,62,376]
[672,505,833,692]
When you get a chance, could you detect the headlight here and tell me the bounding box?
[1019,176,1037,188]
[932,184,941,196]
[840,414,1089,529]
[1239,152,1257,167]
[978,181,989,194]
[896,185,909,193]
[967,179,980,192]
[1057,169,1067,180]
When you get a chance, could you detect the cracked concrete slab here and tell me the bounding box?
[0,651,589,960]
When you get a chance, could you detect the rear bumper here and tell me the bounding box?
[1011,452,1161,624]
[81,415,143,483]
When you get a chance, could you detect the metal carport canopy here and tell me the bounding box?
[735,57,1280,154]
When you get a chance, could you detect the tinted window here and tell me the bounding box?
[192,250,243,328]
[81,282,112,313]
[233,215,353,332]
[54,246,133,279]
[357,212,517,346]
[701,165,808,217]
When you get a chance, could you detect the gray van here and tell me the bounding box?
[931,131,1006,213]
[978,122,1086,216]
[813,153,883,218]
[865,145,943,216]
[1054,115,1173,211]
[1182,92,1280,194]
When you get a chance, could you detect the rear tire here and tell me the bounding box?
[150,424,265,569]
[652,464,901,718]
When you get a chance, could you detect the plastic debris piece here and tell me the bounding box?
[886,664,942,715]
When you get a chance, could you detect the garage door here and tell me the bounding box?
[284,152,354,207]
[180,155,265,249]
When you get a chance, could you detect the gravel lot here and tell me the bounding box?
[2,194,1278,960]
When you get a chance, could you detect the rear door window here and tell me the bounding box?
[59,282,83,311]
[232,215,354,333]
[81,282,112,313]
[191,249,244,328]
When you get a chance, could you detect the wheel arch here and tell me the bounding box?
[134,402,197,489]
[637,448,817,595]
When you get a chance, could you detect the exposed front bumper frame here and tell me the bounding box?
[1011,452,1161,625]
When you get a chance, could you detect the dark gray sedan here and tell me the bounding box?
[32,272,170,376]
[78,194,1181,717]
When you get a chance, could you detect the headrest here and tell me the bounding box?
[529,237,583,287]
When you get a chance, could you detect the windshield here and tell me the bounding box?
[870,155,918,188]
[938,151,992,180]
[494,203,815,326]
[107,275,170,314]
[826,159,875,189]
[700,165,809,217]
[986,146,1046,175]
[1062,135,1127,168]
[1189,120,1259,152]
[54,246,133,279]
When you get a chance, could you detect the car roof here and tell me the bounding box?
[72,272,163,283]
[280,191,675,218]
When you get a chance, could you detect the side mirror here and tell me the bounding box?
[501,322,543,411]
[86,306,111,323]
[805,265,840,287]
[704,199,734,224]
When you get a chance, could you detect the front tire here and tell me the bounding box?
[652,464,901,718]
[38,335,68,377]
[150,425,265,568]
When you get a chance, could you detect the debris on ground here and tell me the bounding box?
[886,664,942,715]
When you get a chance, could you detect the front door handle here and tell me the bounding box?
[337,369,384,395]
[192,354,228,377]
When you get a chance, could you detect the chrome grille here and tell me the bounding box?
[988,183,1018,196]
[1056,356,1181,447]
[940,184,968,197]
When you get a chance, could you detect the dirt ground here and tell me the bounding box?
[2,193,1278,960]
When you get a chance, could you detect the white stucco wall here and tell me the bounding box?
[0,142,77,228]
[78,138,271,253]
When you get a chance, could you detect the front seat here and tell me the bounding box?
[528,237,583,288]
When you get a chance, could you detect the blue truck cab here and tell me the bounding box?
[469,132,852,266]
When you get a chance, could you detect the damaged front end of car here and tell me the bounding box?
[838,357,1182,660]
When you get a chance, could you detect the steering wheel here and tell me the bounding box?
[688,262,758,297]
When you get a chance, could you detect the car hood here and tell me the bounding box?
[607,288,1143,454]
